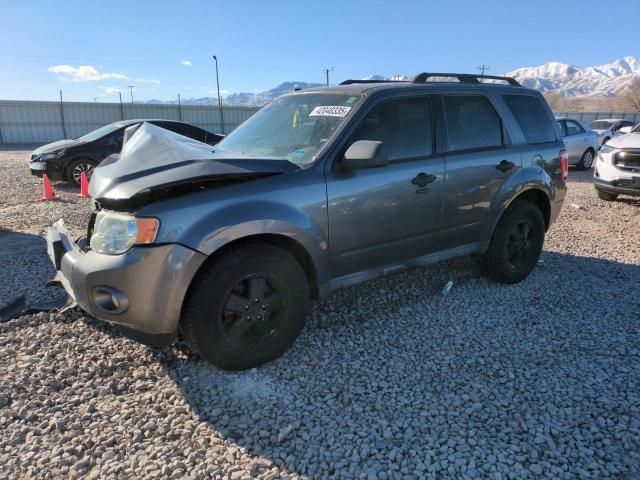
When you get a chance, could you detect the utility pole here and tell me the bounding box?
[177,93,182,121]
[212,55,225,134]
[323,67,334,86]
[476,64,490,76]
[127,85,135,104]
[92,98,97,103]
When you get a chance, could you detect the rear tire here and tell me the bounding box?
[576,149,594,171]
[181,243,311,370]
[596,190,618,201]
[479,201,545,284]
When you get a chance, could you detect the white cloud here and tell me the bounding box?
[47,65,160,84]
[181,60,193,67]
[48,64,128,82]
[200,86,229,96]
[135,78,160,84]
[100,86,124,94]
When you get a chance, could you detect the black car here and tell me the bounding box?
[28,119,223,185]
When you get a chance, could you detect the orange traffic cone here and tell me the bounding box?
[77,171,90,198]
[41,174,58,201]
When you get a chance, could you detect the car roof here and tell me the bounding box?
[590,118,625,122]
[298,81,530,96]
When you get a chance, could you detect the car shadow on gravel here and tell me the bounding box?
[154,251,640,478]
[0,229,66,308]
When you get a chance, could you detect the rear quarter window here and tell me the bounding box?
[503,95,557,144]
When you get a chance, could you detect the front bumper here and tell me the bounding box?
[594,177,640,197]
[29,160,65,180]
[46,219,207,345]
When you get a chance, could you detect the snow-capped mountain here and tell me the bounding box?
[505,56,640,97]
[141,81,323,106]
[140,56,639,106]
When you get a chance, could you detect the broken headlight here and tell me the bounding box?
[90,211,159,255]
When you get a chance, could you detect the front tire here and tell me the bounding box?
[596,190,618,201]
[576,149,594,171]
[66,158,98,186]
[181,243,311,370]
[479,201,545,284]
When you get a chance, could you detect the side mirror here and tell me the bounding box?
[619,126,632,134]
[342,140,389,169]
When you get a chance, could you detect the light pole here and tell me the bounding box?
[323,67,333,86]
[127,85,135,104]
[212,55,225,134]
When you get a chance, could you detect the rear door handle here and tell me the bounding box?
[411,172,437,188]
[496,160,515,173]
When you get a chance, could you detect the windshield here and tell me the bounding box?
[590,120,616,130]
[216,93,361,165]
[631,123,640,133]
[78,122,126,142]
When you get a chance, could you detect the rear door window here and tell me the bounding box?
[503,95,557,144]
[565,120,584,136]
[443,95,503,152]
[351,97,433,161]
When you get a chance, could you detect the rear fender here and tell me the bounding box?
[481,166,553,242]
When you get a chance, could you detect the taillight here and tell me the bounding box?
[560,149,569,182]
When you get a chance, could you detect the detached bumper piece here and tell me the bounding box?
[594,177,640,197]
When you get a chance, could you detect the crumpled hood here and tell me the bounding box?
[90,122,298,209]
[605,133,640,149]
[31,139,82,157]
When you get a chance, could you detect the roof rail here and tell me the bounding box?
[339,79,407,85]
[411,72,520,86]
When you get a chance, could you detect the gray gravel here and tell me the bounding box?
[1,147,640,479]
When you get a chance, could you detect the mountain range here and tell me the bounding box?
[505,56,640,97]
[142,56,640,106]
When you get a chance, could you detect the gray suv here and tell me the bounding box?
[47,73,567,370]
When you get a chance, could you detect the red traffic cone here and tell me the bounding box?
[41,174,58,201]
[77,171,90,198]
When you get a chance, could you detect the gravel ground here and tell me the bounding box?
[1,147,639,480]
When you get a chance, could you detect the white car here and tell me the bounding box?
[594,124,640,201]
[590,119,635,146]
[556,117,599,170]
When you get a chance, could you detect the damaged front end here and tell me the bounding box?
[41,122,298,344]
[90,122,298,211]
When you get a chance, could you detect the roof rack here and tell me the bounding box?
[339,79,407,85]
[411,73,520,86]
[339,73,521,87]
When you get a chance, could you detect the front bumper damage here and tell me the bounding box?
[46,219,207,346]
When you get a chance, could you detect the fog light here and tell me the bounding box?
[92,286,129,314]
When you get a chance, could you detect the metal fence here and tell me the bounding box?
[1,100,638,145]
[555,111,640,124]
[0,100,261,144]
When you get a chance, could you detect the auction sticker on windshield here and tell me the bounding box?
[309,106,352,117]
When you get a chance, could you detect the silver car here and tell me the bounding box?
[556,117,599,170]
[46,73,567,370]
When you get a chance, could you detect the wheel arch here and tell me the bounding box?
[185,233,320,306]
[489,187,552,242]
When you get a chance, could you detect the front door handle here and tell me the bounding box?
[411,172,437,188]
[496,160,515,173]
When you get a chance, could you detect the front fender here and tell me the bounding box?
[193,202,329,288]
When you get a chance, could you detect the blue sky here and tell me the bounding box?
[1,0,639,102]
